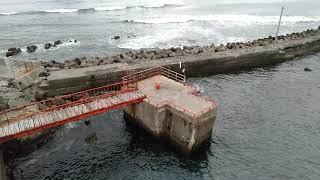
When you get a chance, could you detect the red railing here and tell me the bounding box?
[0,80,147,142]
[122,66,186,84]
[0,80,138,126]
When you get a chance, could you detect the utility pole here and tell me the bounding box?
[275,7,285,44]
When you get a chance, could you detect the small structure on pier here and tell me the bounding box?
[0,66,217,153]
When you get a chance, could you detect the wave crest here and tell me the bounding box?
[0,4,184,16]
[122,14,320,25]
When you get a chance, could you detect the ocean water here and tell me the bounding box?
[2,1,320,179]
[0,0,320,62]
[10,54,320,179]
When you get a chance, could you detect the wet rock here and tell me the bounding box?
[136,53,143,59]
[0,96,9,111]
[215,46,226,52]
[65,61,77,68]
[153,54,161,59]
[143,53,154,59]
[131,54,137,60]
[45,43,53,49]
[73,57,81,65]
[160,52,169,58]
[84,120,91,126]
[304,68,312,72]
[53,40,62,47]
[168,52,176,57]
[47,60,64,68]
[191,47,201,54]
[39,72,50,77]
[27,45,38,53]
[112,36,121,40]
[120,53,132,60]
[85,132,98,144]
[112,59,121,63]
[6,48,22,57]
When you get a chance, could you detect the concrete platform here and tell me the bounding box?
[138,75,215,119]
[124,74,217,153]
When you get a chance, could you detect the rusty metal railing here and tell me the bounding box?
[0,80,138,125]
[122,66,186,84]
[0,80,147,142]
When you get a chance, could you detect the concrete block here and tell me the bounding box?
[12,66,45,90]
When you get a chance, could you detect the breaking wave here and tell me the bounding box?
[122,14,320,25]
[0,4,184,16]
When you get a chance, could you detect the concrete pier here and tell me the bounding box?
[124,73,217,153]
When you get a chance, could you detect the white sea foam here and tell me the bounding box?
[94,6,127,11]
[43,8,79,13]
[117,28,185,49]
[0,2,185,16]
[127,14,320,25]
[0,12,19,15]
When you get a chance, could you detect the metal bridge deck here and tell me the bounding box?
[0,91,144,141]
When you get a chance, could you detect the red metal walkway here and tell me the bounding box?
[0,66,186,143]
[0,81,145,143]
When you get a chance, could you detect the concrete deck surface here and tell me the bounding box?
[138,75,215,118]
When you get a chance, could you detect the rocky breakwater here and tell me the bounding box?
[41,27,320,72]
[39,27,320,97]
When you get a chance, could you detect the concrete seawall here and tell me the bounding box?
[40,33,320,97]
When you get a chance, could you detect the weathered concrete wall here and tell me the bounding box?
[124,102,166,136]
[40,34,320,97]
[124,101,216,153]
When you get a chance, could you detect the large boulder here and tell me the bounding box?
[6,48,22,57]
[304,68,312,72]
[53,40,62,47]
[0,96,9,111]
[112,36,121,40]
[45,43,53,49]
[74,57,82,65]
[39,72,50,77]
[27,45,38,53]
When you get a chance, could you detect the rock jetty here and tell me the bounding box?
[42,27,320,72]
